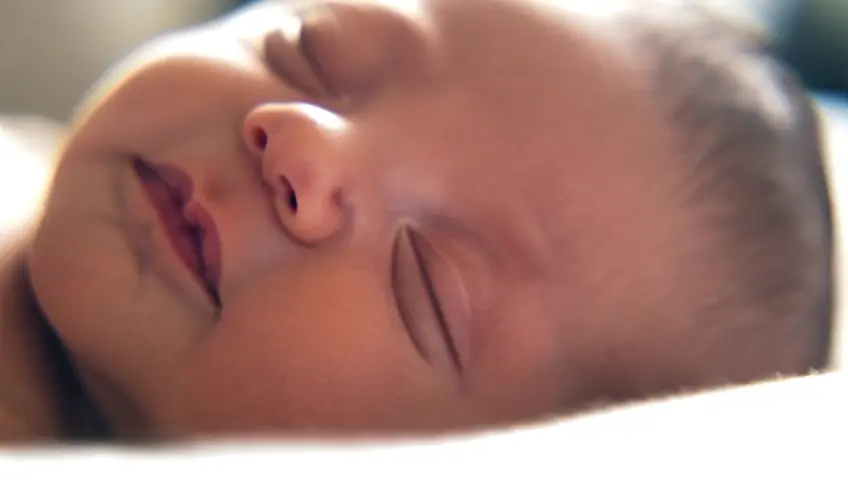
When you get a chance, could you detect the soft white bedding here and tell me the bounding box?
[820,97,848,367]
[0,371,845,476]
[0,116,58,235]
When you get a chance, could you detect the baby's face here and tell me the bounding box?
[30,0,694,437]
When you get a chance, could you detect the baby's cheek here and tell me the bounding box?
[154,294,452,435]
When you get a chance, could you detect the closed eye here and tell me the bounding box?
[261,16,333,99]
[297,15,338,97]
[407,230,463,372]
[391,227,462,373]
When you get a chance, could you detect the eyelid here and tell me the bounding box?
[262,19,333,99]
[294,1,435,98]
[296,3,379,98]
[392,227,464,374]
[297,11,340,98]
[407,229,463,372]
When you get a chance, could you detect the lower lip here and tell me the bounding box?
[132,159,220,305]
[185,202,223,302]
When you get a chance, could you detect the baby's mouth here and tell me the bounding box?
[132,158,221,307]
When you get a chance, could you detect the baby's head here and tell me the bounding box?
[28,0,832,438]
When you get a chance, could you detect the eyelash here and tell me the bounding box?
[297,21,337,97]
[407,230,462,371]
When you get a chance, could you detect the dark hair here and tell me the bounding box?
[625,2,834,374]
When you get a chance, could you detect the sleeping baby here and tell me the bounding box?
[0,0,834,440]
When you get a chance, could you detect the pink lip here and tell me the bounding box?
[132,158,222,307]
[184,201,223,303]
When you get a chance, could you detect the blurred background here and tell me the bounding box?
[0,0,240,121]
[0,0,844,122]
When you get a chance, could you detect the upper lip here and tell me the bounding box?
[132,158,222,307]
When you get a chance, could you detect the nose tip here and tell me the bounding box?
[242,103,348,245]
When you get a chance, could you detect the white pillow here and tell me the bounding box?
[819,98,848,367]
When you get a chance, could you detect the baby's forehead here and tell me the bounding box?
[223,0,633,67]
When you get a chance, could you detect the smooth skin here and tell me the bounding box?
[23,0,779,439]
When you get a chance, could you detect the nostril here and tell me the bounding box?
[251,127,268,152]
[279,176,298,213]
[288,190,298,213]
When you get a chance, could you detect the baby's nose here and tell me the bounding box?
[242,103,348,245]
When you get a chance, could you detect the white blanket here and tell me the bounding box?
[820,97,848,366]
